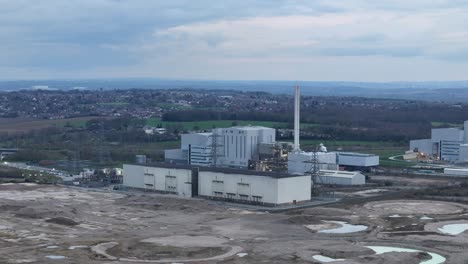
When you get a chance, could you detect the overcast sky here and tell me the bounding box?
[1,0,468,81]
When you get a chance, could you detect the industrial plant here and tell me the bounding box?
[410,121,468,162]
[122,86,379,206]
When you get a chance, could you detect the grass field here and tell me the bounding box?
[431,121,462,128]
[146,118,317,130]
[0,116,104,133]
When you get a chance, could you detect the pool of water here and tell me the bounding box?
[312,255,345,262]
[437,223,468,235]
[318,221,368,234]
[45,255,67,260]
[366,246,445,264]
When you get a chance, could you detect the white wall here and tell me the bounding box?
[465,121,468,144]
[218,126,275,168]
[123,164,145,189]
[337,153,379,167]
[123,165,192,197]
[317,171,365,186]
[198,171,310,205]
[288,151,337,174]
[432,128,464,143]
[444,168,468,177]
[276,176,311,204]
[458,144,468,162]
[198,171,278,204]
[409,139,433,155]
[164,149,186,163]
[181,133,211,150]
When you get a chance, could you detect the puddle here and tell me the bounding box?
[438,223,468,235]
[69,245,88,250]
[420,216,433,220]
[366,246,445,264]
[45,255,67,260]
[313,254,345,262]
[318,221,367,234]
[46,246,59,249]
[237,253,248,257]
[389,214,401,218]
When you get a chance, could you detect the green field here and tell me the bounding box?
[0,116,104,132]
[98,102,129,106]
[431,121,462,128]
[146,118,317,130]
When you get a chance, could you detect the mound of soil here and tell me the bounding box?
[45,217,79,226]
[0,205,25,212]
[287,215,321,225]
[108,242,225,260]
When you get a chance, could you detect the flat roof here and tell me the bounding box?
[126,163,303,179]
[337,152,378,157]
[319,170,363,179]
[444,168,468,171]
[223,126,274,131]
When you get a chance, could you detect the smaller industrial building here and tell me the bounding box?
[317,170,366,186]
[444,168,468,177]
[123,163,311,206]
[288,151,379,175]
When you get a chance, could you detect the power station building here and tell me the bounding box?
[410,121,468,162]
[165,126,276,168]
[123,163,311,206]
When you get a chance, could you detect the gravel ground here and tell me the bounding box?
[0,183,467,263]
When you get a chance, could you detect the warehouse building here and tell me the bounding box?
[288,151,378,175]
[444,168,468,177]
[336,152,379,171]
[410,121,468,162]
[123,163,311,206]
[164,126,276,168]
[317,170,366,186]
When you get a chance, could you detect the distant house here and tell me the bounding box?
[143,126,167,135]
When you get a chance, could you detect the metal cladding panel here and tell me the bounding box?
[444,168,468,176]
[181,133,212,150]
[122,165,192,197]
[337,153,379,167]
[459,145,468,162]
[287,151,337,174]
[123,164,146,189]
[465,121,468,144]
[409,139,433,155]
[276,176,311,204]
[432,128,464,143]
[198,171,279,204]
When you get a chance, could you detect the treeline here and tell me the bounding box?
[162,110,291,122]
[162,108,437,142]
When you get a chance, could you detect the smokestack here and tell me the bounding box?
[294,85,300,151]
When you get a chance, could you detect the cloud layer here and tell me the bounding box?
[1,0,467,81]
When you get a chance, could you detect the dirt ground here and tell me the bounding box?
[1,183,468,264]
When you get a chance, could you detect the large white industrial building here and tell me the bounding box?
[410,121,468,162]
[165,126,275,168]
[123,163,311,206]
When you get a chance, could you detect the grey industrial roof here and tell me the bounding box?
[128,162,302,179]
[337,152,378,157]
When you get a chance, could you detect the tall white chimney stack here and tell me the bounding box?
[294,85,300,152]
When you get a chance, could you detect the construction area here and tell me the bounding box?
[1,178,468,264]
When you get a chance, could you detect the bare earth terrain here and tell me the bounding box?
[1,183,468,264]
